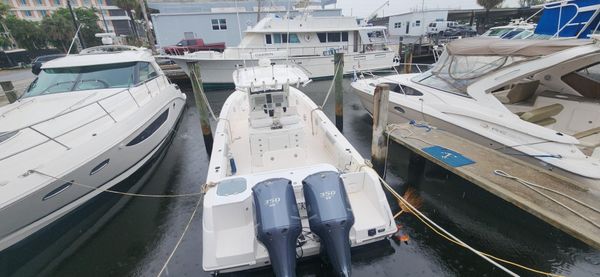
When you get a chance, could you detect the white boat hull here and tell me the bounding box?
[0,80,186,252]
[171,51,397,84]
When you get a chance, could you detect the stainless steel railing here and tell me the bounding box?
[0,76,166,162]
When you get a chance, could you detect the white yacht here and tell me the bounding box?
[352,38,600,188]
[202,61,396,275]
[168,15,398,86]
[0,45,187,251]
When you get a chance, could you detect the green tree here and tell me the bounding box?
[4,15,47,51]
[112,0,139,38]
[477,0,505,29]
[0,2,15,48]
[43,7,102,53]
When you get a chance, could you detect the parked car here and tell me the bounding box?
[443,26,477,37]
[162,38,226,55]
[427,21,459,35]
[31,54,66,75]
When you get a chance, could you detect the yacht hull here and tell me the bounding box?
[353,86,600,188]
[171,51,397,84]
[0,97,186,252]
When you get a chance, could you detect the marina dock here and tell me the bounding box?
[387,123,600,249]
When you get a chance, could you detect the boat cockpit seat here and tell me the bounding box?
[518,103,563,126]
[574,127,600,139]
[494,80,539,104]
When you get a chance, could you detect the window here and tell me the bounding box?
[54,0,60,4]
[265,34,272,44]
[138,62,158,83]
[24,10,32,16]
[21,0,27,5]
[211,19,227,30]
[429,22,436,27]
[37,0,43,4]
[24,62,139,97]
[317,32,326,43]
[316,32,347,43]
[394,22,402,28]
[327,32,340,42]
[269,33,300,44]
[40,10,47,16]
[97,0,103,4]
[83,0,89,5]
[415,20,421,27]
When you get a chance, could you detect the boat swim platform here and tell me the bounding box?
[386,123,600,249]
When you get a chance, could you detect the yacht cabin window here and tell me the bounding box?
[24,62,156,98]
[267,33,300,44]
[316,32,349,43]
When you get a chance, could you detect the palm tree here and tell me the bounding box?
[477,0,504,30]
[112,0,139,38]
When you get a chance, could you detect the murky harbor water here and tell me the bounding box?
[1,78,599,277]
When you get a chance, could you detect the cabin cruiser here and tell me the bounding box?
[352,38,600,188]
[480,19,537,39]
[0,45,186,251]
[168,15,398,86]
[202,61,396,275]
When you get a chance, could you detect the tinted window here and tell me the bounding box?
[327,32,341,42]
[24,62,137,97]
[265,34,272,44]
[289,34,300,43]
[127,109,169,146]
[317,32,326,43]
[138,62,158,83]
[341,32,348,42]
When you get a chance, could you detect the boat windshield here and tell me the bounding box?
[23,62,137,98]
[482,27,513,37]
[412,51,529,95]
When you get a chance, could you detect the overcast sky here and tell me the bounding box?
[331,0,521,18]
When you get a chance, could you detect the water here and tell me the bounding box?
[2,78,599,277]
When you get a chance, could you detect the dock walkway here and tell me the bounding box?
[387,123,600,249]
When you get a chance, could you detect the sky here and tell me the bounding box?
[331,0,521,18]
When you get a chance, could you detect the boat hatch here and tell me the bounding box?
[217,178,247,196]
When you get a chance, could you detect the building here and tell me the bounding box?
[6,0,134,35]
[387,10,449,38]
[149,0,341,47]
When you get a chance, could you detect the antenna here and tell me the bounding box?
[67,23,85,56]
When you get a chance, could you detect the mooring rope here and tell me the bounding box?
[373,170,566,277]
[320,65,339,108]
[157,194,203,277]
[494,170,600,228]
[27,169,209,198]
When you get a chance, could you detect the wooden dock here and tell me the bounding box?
[387,123,600,249]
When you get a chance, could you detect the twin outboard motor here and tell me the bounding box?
[253,178,302,277]
[303,171,355,277]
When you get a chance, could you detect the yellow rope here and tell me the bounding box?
[380,174,565,277]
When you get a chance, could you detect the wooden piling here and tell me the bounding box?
[371,84,390,176]
[334,52,344,132]
[188,62,214,155]
[1,81,17,103]
[397,37,403,58]
[403,43,414,74]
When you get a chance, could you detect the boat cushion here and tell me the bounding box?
[494,80,539,104]
[573,127,600,139]
[520,103,564,123]
[532,117,556,126]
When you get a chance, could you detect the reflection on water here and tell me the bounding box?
[1,78,598,277]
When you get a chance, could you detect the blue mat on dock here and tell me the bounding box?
[422,146,475,167]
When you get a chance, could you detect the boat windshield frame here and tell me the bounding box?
[23,61,159,98]
[411,51,534,96]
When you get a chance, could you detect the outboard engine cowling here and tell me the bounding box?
[252,178,302,277]
[302,171,355,277]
